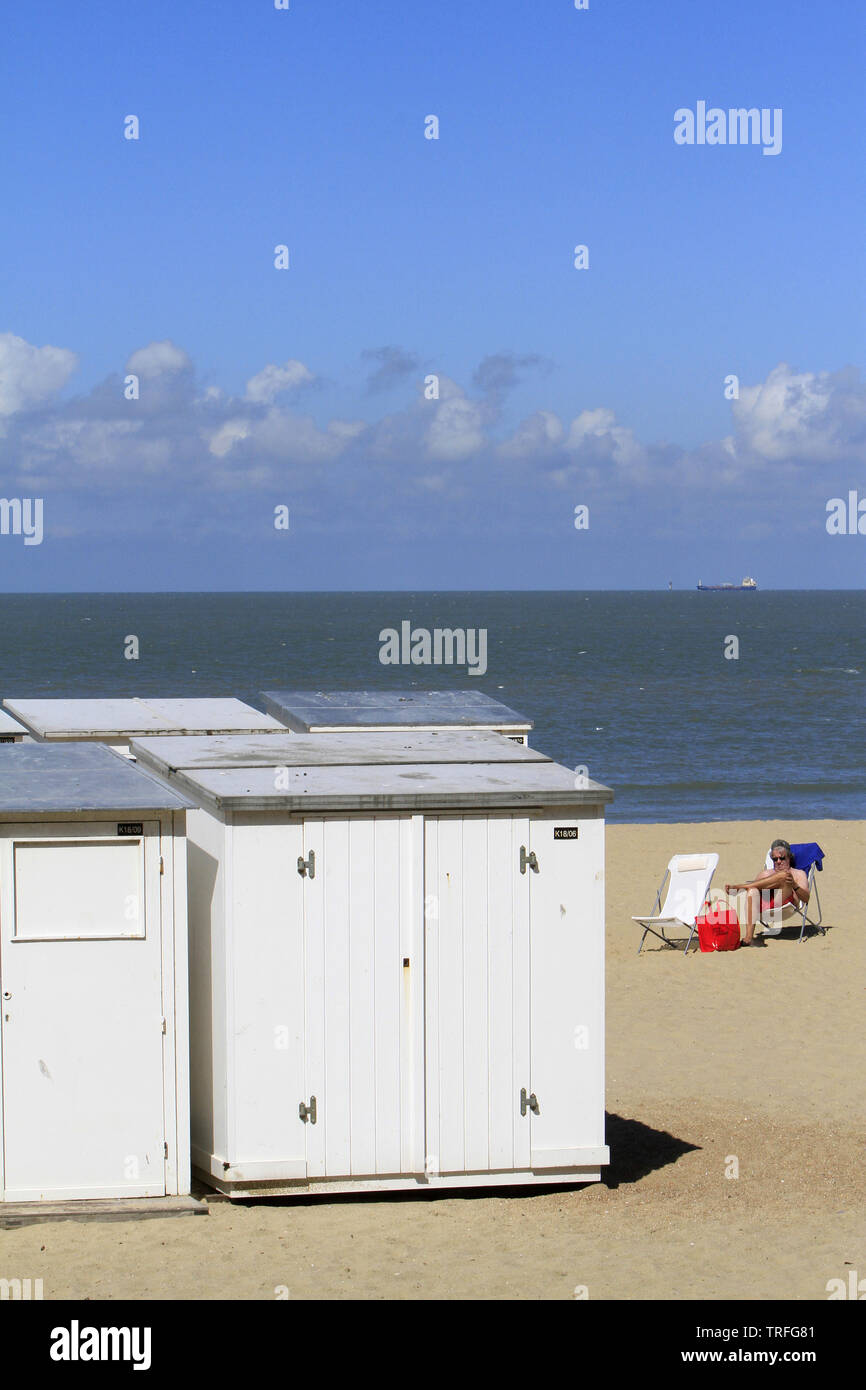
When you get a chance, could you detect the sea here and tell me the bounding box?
[0,590,863,823]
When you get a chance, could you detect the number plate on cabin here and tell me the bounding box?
[117,823,143,836]
[553,827,578,839]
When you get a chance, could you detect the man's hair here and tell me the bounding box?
[770,838,792,860]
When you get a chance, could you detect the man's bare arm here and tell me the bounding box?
[726,868,799,894]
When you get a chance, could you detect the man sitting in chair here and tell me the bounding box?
[725,839,810,946]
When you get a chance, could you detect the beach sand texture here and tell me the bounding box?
[2,819,863,1300]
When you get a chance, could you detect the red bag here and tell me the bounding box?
[696,902,740,952]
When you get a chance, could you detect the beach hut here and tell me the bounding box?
[0,743,193,1204]
[2,697,285,755]
[260,689,534,744]
[0,709,28,743]
[131,729,612,1196]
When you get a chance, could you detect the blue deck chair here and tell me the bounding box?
[759,842,825,942]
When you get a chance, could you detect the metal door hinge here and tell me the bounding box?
[164,1142,169,1159]
[299,1096,317,1124]
[160,1016,167,1034]
[520,846,539,874]
[297,850,316,879]
[159,855,165,875]
[520,1088,539,1116]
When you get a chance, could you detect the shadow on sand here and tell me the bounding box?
[601,1112,700,1189]
[200,1112,700,1208]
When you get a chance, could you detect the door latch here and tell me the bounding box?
[520,846,539,874]
[520,1088,539,1116]
[299,1096,317,1124]
[297,850,316,879]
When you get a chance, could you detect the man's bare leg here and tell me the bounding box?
[740,888,760,945]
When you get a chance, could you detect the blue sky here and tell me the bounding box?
[0,0,863,589]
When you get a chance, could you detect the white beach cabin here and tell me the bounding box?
[131,729,613,1197]
[0,710,28,744]
[261,689,534,744]
[3,697,284,756]
[0,743,193,1204]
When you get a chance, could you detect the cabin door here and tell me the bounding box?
[424,815,532,1177]
[0,822,166,1200]
[300,816,421,1179]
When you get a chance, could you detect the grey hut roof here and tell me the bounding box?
[131,731,612,814]
[0,742,194,815]
[3,697,284,740]
[260,689,533,733]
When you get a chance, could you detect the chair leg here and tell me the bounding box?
[799,876,824,939]
[637,877,667,954]
[684,898,709,955]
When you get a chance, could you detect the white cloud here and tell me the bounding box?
[565,408,646,471]
[0,332,78,416]
[731,362,866,464]
[126,340,191,379]
[327,419,366,443]
[245,359,315,403]
[248,406,348,464]
[424,381,486,462]
[497,410,564,458]
[208,418,251,458]
[3,333,863,538]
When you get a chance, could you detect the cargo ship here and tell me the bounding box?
[697,577,757,591]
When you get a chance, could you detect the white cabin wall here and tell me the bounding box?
[185,806,228,1165]
[167,809,191,1196]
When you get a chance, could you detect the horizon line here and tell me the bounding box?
[0,587,862,597]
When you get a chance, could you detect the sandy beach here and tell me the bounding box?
[2,817,863,1301]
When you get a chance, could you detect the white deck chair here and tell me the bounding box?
[758,843,825,942]
[633,853,719,955]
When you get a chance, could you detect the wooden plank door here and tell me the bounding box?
[301,816,421,1179]
[424,815,531,1177]
[527,814,606,1169]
